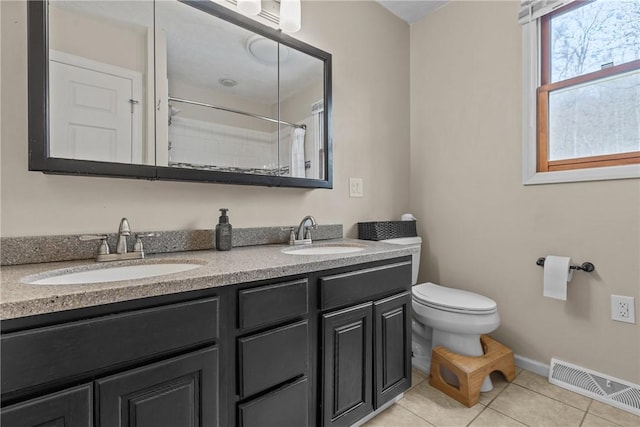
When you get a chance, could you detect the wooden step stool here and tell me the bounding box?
[428,334,516,407]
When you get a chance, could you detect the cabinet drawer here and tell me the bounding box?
[238,279,308,330]
[238,320,308,398]
[1,297,219,395]
[238,377,309,427]
[320,260,412,310]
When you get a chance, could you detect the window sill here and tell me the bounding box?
[523,164,640,185]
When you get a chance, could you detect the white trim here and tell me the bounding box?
[145,26,156,165]
[518,0,575,25]
[50,50,142,84]
[524,164,640,185]
[520,24,640,185]
[49,50,144,164]
[521,23,539,185]
[311,99,324,180]
[154,29,169,167]
[514,353,550,377]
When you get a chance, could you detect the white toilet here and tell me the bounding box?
[382,236,501,392]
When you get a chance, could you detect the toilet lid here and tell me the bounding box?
[412,282,497,314]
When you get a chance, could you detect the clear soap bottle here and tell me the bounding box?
[215,208,232,251]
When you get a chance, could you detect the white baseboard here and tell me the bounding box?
[514,353,550,377]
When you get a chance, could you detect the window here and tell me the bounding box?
[521,0,640,184]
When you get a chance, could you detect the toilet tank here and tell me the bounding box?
[379,237,422,285]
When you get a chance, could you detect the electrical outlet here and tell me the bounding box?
[611,295,635,324]
[349,178,364,198]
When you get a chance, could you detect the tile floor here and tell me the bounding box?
[363,368,640,427]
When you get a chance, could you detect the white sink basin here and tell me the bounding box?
[281,244,366,255]
[24,262,203,285]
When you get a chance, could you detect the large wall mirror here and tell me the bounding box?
[28,0,332,188]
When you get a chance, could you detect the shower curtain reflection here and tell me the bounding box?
[290,127,306,178]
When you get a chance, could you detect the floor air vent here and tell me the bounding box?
[549,358,640,416]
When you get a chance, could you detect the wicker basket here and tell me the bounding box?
[357,221,417,241]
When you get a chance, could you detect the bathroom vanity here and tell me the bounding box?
[0,240,414,427]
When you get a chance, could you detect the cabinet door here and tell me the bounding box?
[0,383,92,427]
[374,291,412,408]
[97,347,218,427]
[321,302,373,427]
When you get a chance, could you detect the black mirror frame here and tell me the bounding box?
[28,0,333,189]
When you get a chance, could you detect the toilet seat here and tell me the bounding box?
[413,282,497,314]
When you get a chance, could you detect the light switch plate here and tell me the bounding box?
[349,178,364,198]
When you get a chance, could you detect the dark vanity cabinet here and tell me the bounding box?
[1,257,412,427]
[320,262,413,427]
[235,279,311,427]
[1,296,223,427]
[3,349,221,427]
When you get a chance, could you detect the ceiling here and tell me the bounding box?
[49,1,446,104]
[51,1,322,104]
[376,0,449,24]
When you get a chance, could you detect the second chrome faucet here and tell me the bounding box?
[293,215,318,245]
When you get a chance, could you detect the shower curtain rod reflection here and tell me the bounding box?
[168,96,306,130]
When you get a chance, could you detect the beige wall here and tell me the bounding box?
[49,5,150,74]
[0,1,410,237]
[410,1,640,382]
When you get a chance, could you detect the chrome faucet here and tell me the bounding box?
[294,215,318,245]
[80,218,155,262]
[116,218,131,254]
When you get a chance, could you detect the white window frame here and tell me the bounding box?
[521,21,640,185]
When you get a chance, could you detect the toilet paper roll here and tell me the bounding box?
[543,255,573,301]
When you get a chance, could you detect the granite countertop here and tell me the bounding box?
[0,239,417,320]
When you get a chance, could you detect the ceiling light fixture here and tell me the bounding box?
[245,34,291,65]
[237,0,261,16]
[279,0,301,33]
[218,77,238,87]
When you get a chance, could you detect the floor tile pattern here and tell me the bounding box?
[363,369,640,427]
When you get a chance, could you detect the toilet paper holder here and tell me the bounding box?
[536,257,595,272]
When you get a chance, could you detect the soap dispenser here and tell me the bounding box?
[215,208,233,251]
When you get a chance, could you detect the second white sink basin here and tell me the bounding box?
[24,263,203,285]
[282,244,366,256]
